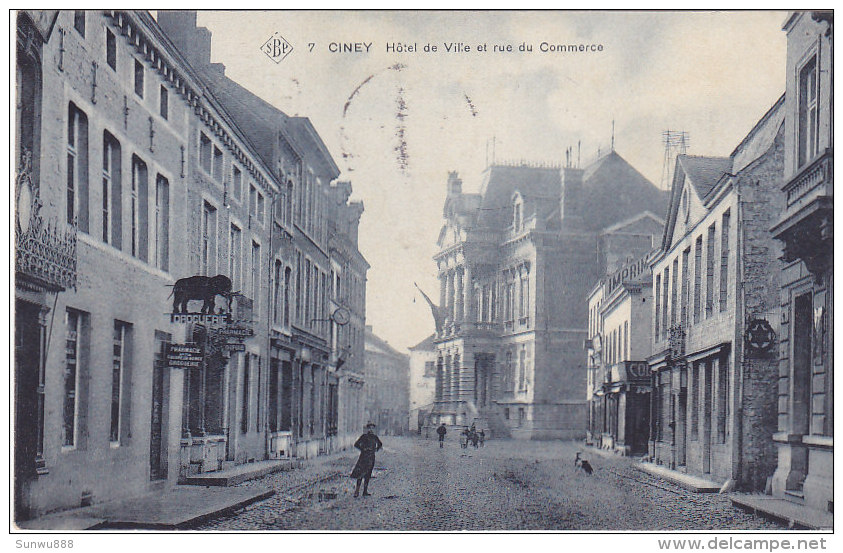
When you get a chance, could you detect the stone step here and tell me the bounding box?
[635,462,722,492]
[183,459,297,486]
[731,494,833,530]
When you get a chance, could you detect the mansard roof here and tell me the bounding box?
[475,165,561,230]
[574,150,669,232]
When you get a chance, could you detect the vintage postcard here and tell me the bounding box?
[11,8,834,540]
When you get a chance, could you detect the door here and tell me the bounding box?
[149,332,170,481]
[677,388,687,467]
[15,300,42,520]
[702,362,713,473]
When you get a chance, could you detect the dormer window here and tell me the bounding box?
[513,193,524,231]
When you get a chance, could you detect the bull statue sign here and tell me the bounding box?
[167,275,237,324]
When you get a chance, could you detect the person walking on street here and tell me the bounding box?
[436,422,447,448]
[350,422,382,497]
[479,430,485,447]
[460,427,469,449]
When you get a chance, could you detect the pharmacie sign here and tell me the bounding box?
[167,343,203,368]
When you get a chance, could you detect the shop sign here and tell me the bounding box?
[167,343,203,368]
[170,313,231,325]
[220,326,254,338]
[222,343,246,352]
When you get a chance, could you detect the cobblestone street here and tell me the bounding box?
[196,437,783,531]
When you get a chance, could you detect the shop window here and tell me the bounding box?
[111,321,131,445]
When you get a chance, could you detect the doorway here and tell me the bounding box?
[14,299,44,521]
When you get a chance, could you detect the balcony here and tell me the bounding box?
[667,324,686,362]
[772,149,833,274]
[15,150,77,292]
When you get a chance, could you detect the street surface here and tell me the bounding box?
[196,436,782,531]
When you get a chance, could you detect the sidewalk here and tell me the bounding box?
[731,494,833,530]
[17,485,274,530]
[635,462,722,492]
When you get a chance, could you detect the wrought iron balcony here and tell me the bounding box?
[14,150,77,292]
[667,324,686,360]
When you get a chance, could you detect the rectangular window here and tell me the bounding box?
[518,407,525,426]
[518,347,526,391]
[67,104,89,231]
[159,85,168,120]
[229,224,241,290]
[111,321,130,444]
[720,211,730,312]
[693,236,702,324]
[654,273,661,340]
[102,132,122,245]
[257,192,265,223]
[249,184,257,218]
[661,267,669,339]
[232,166,242,201]
[134,59,144,98]
[199,133,212,173]
[74,11,85,36]
[106,29,116,70]
[798,56,819,167]
[131,155,148,260]
[681,248,690,327]
[154,175,169,271]
[201,202,217,275]
[670,258,679,327]
[251,241,261,311]
[706,223,716,317]
[212,146,223,182]
[241,355,250,434]
[691,362,700,440]
[624,320,629,360]
[716,357,728,443]
[284,267,291,327]
[274,260,282,325]
[295,252,302,323]
[63,309,82,447]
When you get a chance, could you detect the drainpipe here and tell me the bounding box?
[732,184,746,490]
[264,190,278,460]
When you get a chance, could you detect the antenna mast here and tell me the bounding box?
[661,130,689,189]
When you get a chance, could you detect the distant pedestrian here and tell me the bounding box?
[436,423,447,448]
[460,427,469,449]
[350,422,382,497]
[478,430,485,447]
[469,423,478,448]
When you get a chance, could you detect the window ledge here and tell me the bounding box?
[802,435,833,449]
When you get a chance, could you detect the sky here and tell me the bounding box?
[195,10,787,352]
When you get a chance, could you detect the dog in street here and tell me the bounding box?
[575,452,594,475]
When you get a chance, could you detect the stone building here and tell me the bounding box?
[408,334,437,433]
[586,250,657,455]
[13,9,367,522]
[768,12,833,514]
[648,96,785,491]
[363,327,411,436]
[157,10,369,459]
[429,153,668,440]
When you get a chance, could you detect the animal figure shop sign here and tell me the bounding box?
[167,343,204,369]
[169,312,232,325]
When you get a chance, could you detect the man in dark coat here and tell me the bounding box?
[436,423,447,448]
[351,422,382,497]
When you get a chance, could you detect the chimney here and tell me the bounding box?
[157,10,214,70]
[447,171,462,197]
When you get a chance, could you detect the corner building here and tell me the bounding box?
[431,154,667,439]
[768,12,833,514]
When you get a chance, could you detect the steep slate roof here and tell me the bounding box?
[676,155,732,199]
[475,165,561,230]
[364,327,408,359]
[408,333,437,351]
[575,151,670,232]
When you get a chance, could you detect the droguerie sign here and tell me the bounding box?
[167,343,203,368]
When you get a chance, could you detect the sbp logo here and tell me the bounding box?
[261,32,293,63]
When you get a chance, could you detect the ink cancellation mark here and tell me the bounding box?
[261,32,293,63]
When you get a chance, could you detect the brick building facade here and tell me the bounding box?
[14,10,367,522]
[648,97,785,491]
[429,154,667,440]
